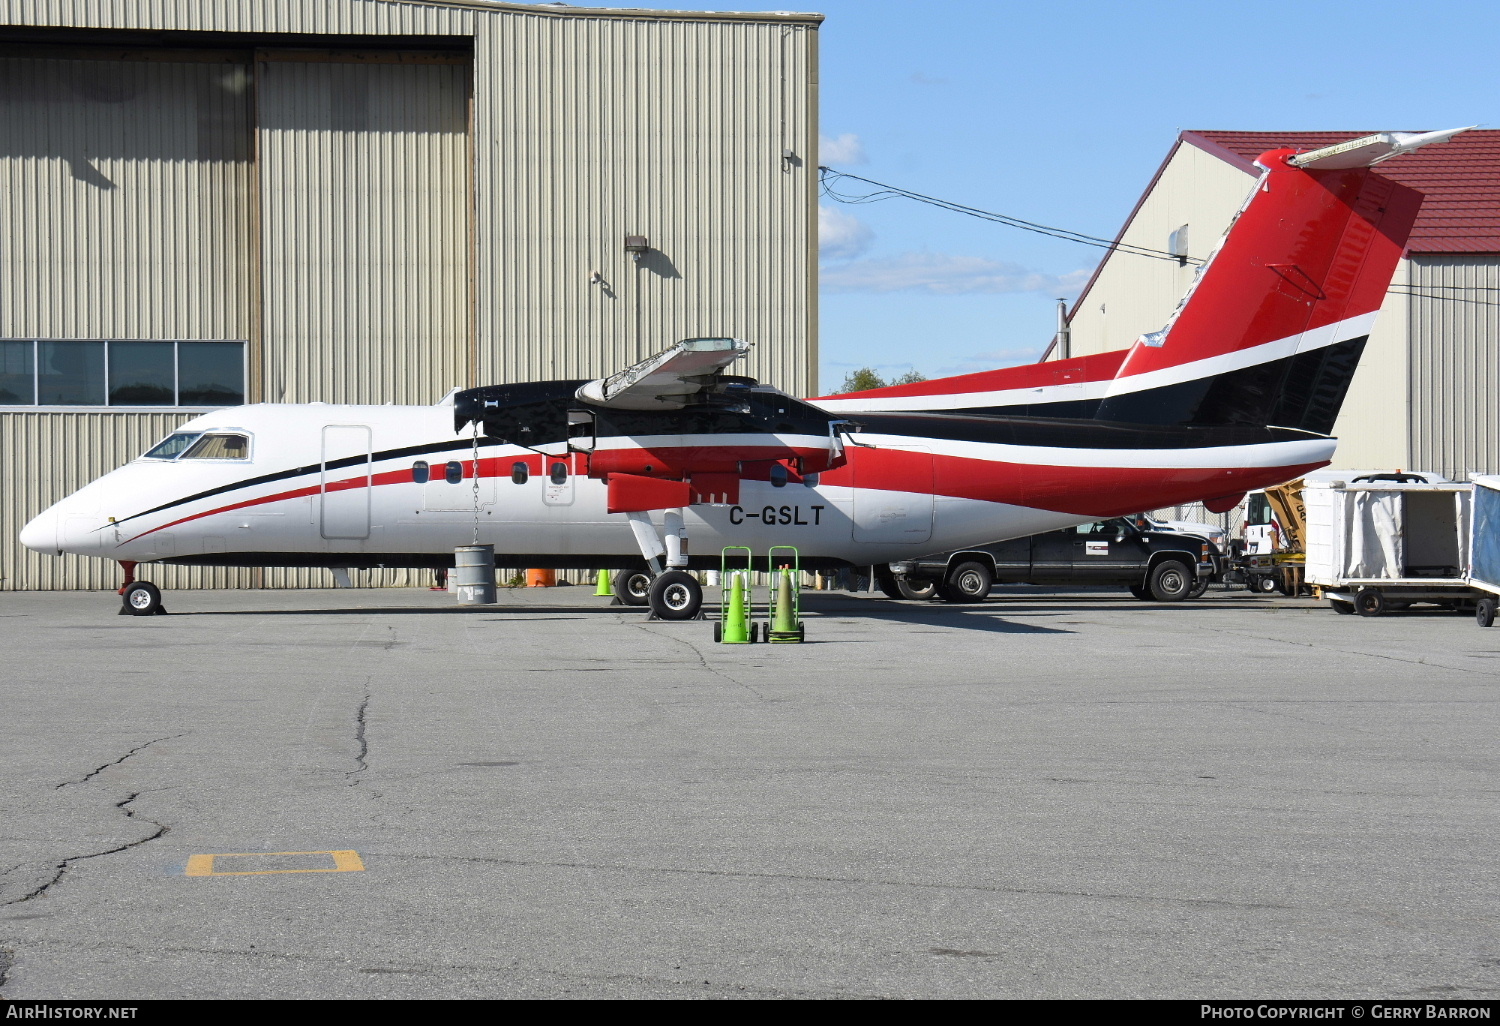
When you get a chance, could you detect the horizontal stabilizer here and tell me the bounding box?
[1288,126,1472,170]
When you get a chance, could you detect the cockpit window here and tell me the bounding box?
[142,432,203,460]
[180,433,250,460]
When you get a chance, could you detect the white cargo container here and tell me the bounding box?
[1468,475,1500,627]
[1304,477,1475,616]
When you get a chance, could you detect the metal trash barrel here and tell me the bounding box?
[454,545,496,604]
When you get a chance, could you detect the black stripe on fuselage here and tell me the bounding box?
[880,336,1368,434]
[111,437,484,530]
[849,413,1322,450]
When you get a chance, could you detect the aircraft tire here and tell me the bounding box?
[121,581,163,616]
[1128,583,1152,601]
[649,570,702,621]
[1148,559,1193,602]
[943,561,992,604]
[1188,574,1211,600]
[617,568,652,606]
[897,578,941,601]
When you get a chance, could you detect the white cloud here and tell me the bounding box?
[821,252,1091,296]
[818,132,867,166]
[818,205,875,261]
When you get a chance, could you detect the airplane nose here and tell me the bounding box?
[19,508,58,554]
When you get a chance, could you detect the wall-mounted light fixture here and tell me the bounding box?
[624,235,650,262]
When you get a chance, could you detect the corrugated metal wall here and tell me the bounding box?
[1064,144,1255,357]
[0,55,253,341]
[474,14,816,395]
[1,0,818,591]
[1409,255,1500,479]
[257,55,470,406]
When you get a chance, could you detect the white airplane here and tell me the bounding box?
[20,129,1464,619]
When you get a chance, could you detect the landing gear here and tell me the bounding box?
[649,570,703,620]
[897,577,941,601]
[1188,574,1212,600]
[617,568,653,607]
[120,581,165,616]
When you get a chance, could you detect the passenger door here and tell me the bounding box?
[320,424,371,540]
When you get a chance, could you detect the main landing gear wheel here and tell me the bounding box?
[649,570,702,621]
[617,568,653,607]
[897,578,941,601]
[874,564,903,600]
[1188,574,1212,600]
[120,581,164,616]
[943,561,993,604]
[1353,588,1386,617]
[1129,582,1152,601]
[1148,559,1193,602]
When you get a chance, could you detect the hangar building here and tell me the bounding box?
[0,0,821,591]
[1058,130,1500,484]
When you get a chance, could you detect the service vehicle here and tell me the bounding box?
[885,518,1221,603]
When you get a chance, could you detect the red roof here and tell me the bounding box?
[1183,129,1500,254]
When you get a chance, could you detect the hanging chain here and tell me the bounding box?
[471,420,481,545]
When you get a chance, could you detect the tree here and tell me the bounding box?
[836,368,926,394]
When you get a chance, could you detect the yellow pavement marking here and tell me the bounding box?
[184,850,365,876]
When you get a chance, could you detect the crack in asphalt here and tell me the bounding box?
[383,851,1294,912]
[2,793,168,906]
[56,735,185,790]
[634,623,770,700]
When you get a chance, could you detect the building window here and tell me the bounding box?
[0,340,246,408]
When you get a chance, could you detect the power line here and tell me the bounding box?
[819,166,1201,265]
[820,166,1500,302]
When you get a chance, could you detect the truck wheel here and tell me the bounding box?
[617,568,652,606]
[1148,559,1193,602]
[1255,575,1278,593]
[1478,598,1497,628]
[1353,588,1385,617]
[943,561,992,604]
[874,565,903,600]
[1188,575,1211,599]
[897,578,940,601]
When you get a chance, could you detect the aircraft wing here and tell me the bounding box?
[576,337,750,410]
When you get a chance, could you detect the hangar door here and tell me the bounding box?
[257,55,470,407]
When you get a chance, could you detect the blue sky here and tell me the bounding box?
[607,0,1497,392]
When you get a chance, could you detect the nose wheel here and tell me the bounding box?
[120,581,166,616]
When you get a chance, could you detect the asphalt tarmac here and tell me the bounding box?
[0,582,1497,1000]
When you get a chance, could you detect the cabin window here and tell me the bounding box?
[142,432,203,460]
[0,339,247,408]
[512,462,529,484]
[180,433,250,460]
[803,472,820,488]
[411,461,430,484]
[550,462,568,485]
[770,463,788,488]
[445,461,464,484]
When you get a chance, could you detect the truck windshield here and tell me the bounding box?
[1246,493,1272,526]
[141,432,203,460]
